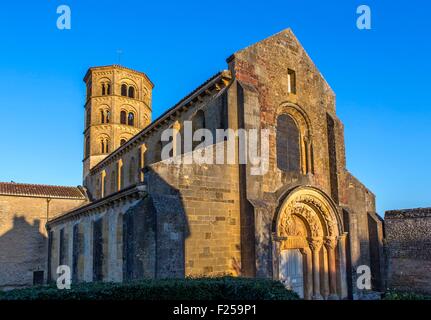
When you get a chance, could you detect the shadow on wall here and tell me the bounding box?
[137,166,190,279]
[0,216,47,290]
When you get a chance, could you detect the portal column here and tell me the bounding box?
[325,236,339,300]
[301,247,313,300]
[309,238,323,300]
[321,246,330,299]
[336,233,348,299]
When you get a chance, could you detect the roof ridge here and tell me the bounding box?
[83,64,154,87]
[0,181,81,189]
[0,182,87,199]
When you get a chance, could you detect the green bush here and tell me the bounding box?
[0,277,299,301]
[383,290,431,300]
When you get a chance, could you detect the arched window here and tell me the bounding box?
[276,114,300,172]
[192,110,205,150]
[100,110,105,124]
[128,112,135,126]
[102,84,106,95]
[128,86,135,98]
[100,137,110,153]
[120,111,127,124]
[121,84,127,96]
[106,111,110,123]
[107,84,111,95]
[120,139,127,146]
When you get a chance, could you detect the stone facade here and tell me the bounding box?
[0,185,87,290]
[0,29,390,299]
[45,29,384,299]
[385,208,431,294]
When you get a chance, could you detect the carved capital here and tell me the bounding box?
[324,236,337,250]
[308,238,323,252]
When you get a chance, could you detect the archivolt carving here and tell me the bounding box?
[278,202,323,238]
[279,214,306,237]
[295,194,339,236]
[277,188,341,240]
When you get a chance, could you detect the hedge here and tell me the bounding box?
[0,277,300,300]
[382,290,431,300]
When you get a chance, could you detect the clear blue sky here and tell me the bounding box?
[0,0,429,215]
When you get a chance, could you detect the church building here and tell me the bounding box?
[0,29,384,299]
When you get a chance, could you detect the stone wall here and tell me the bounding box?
[47,187,144,283]
[43,29,383,298]
[226,29,382,297]
[385,208,431,294]
[146,144,242,277]
[0,195,86,290]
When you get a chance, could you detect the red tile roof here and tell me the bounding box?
[0,182,87,199]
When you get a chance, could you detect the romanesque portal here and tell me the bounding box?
[274,188,347,300]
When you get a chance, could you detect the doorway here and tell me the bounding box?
[279,249,304,298]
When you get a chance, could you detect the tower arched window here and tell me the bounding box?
[100,137,110,154]
[101,81,111,96]
[128,112,135,126]
[100,109,110,124]
[120,111,127,124]
[276,114,300,172]
[121,84,127,96]
[120,139,127,146]
[128,86,135,98]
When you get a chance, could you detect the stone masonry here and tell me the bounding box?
[0,29,393,299]
[385,208,431,294]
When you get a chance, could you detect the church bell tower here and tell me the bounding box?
[82,65,154,183]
